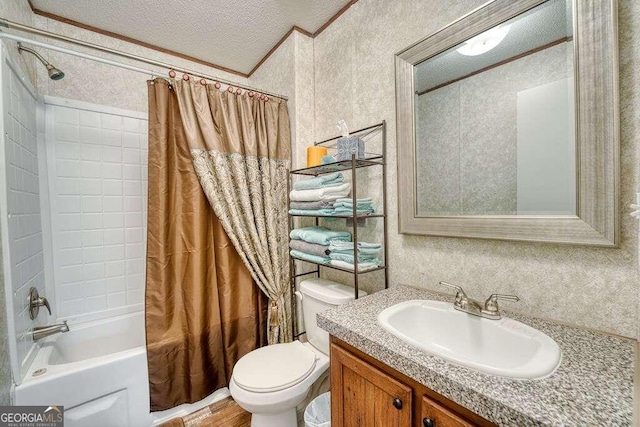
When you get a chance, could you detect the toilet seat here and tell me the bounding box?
[233,341,317,393]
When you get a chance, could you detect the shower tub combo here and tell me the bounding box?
[0,39,227,427]
[14,312,229,427]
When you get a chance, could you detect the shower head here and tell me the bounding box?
[17,42,65,80]
[45,64,65,80]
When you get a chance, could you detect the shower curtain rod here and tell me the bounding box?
[0,18,288,100]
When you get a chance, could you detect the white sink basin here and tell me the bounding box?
[378,300,561,379]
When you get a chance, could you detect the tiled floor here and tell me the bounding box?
[160,397,250,427]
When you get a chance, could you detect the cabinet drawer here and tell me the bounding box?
[421,395,476,427]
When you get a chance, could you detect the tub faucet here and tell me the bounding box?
[439,282,519,320]
[33,321,69,341]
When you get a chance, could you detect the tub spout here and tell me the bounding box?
[33,321,69,341]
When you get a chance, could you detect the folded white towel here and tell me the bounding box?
[330,259,379,272]
[289,183,351,202]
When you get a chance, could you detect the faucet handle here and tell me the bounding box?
[439,281,468,303]
[484,294,520,313]
[41,297,51,315]
[28,287,52,320]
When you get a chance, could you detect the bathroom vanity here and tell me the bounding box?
[331,339,493,426]
[319,286,636,426]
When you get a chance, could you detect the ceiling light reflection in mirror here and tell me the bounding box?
[457,25,512,56]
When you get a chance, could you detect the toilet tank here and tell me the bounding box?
[298,279,367,355]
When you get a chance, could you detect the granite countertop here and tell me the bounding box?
[317,285,636,426]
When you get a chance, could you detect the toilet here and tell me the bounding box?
[229,278,366,427]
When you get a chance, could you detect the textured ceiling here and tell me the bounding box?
[30,0,350,74]
[415,0,572,93]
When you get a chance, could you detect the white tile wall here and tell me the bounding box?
[45,98,147,320]
[0,46,44,383]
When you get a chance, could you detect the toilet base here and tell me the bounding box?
[251,408,296,427]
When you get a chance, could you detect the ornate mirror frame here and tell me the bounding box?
[395,0,619,246]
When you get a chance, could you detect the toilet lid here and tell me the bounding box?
[233,341,317,393]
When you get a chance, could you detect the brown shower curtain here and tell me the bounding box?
[145,79,268,411]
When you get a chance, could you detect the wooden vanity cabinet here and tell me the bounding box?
[331,341,412,426]
[330,337,495,427]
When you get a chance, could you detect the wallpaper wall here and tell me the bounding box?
[323,0,640,338]
[249,31,315,169]
[321,0,640,338]
[254,0,640,338]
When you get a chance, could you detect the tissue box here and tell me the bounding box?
[336,136,365,161]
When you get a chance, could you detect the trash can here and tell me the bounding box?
[304,392,331,427]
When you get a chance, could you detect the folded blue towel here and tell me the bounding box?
[329,241,382,250]
[335,197,373,204]
[293,173,344,191]
[290,226,351,246]
[288,208,336,216]
[322,155,336,164]
[329,252,381,265]
[333,206,374,215]
[332,198,374,213]
[290,250,331,265]
[331,248,377,256]
[333,202,374,208]
[328,241,382,255]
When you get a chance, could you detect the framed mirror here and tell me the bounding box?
[395,0,619,246]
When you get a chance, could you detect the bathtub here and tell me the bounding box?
[14,312,229,427]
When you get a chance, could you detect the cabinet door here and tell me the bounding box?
[421,395,475,427]
[331,343,412,427]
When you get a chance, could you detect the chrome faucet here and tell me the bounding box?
[33,321,69,341]
[439,281,519,320]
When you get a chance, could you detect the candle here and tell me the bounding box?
[307,146,328,167]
